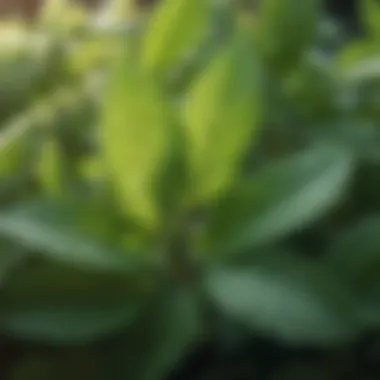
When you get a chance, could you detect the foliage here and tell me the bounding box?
[1,0,380,379]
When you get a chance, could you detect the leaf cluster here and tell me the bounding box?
[1,1,380,379]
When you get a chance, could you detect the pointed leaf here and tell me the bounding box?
[206,259,361,345]
[184,33,260,204]
[101,53,173,229]
[108,284,202,380]
[142,0,209,74]
[0,199,152,273]
[205,146,353,257]
[0,262,151,344]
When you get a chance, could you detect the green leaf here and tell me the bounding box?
[327,215,380,289]
[0,262,151,344]
[0,199,152,273]
[184,32,260,204]
[206,259,361,345]
[101,53,174,229]
[103,284,202,380]
[205,146,353,257]
[141,0,209,74]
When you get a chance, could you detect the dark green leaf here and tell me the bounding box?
[0,199,153,273]
[106,284,202,380]
[0,262,152,344]
[205,146,353,257]
[206,258,361,345]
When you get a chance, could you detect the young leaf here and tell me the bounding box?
[206,259,361,345]
[0,262,151,344]
[142,0,209,74]
[204,146,353,257]
[184,32,260,205]
[0,199,152,273]
[101,52,173,229]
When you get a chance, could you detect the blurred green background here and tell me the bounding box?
[0,1,380,380]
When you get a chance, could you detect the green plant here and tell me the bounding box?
[2,0,380,379]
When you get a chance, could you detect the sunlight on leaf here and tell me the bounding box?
[142,0,209,74]
[184,31,260,205]
[101,52,173,229]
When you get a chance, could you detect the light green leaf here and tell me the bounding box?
[206,260,361,345]
[205,146,353,257]
[0,262,149,344]
[184,33,260,204]
[101,53,173,229]
[0,199,151,273]
[142,0,209,74]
